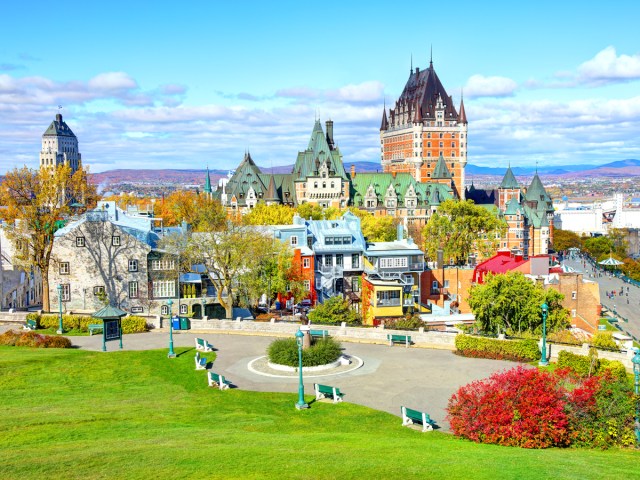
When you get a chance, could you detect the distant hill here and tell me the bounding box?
[88,158,640,187]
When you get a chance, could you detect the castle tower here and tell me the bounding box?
[498,165,520,211]
[380,58,467,198]
[39,113,82,173]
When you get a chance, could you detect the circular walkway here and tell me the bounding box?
[5,327,519,431]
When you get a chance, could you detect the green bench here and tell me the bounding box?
[310,329,329,339]
[207,371,231,390]
[195,337,213,352]
[24,319,37,331]
[313,383,344,403]
[88,323,103,335]
[387,334,412,347]
[195,351,208,370]
[401,406,435,432]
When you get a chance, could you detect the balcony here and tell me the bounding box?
[318,264,343,276]
[376,299,401,307]
[409,262,426,271]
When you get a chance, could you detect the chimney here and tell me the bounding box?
[325,120,334,147]
[416,67,420,74]
[56,113,62,123]
[392,170,397,178]
[397,223,404,241]
[350,164,356,178]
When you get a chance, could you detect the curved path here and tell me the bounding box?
[2,326,518,430]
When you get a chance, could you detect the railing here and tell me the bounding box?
[376,299,401,307]
[318,265,343,276]
[409,262,426,271]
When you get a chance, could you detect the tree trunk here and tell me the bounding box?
[42,275,50,312]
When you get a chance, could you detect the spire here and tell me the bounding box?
[204,166,212,194]
[458,92,467,124]
[500,166,519,189]
[380,102,388,130]
[430,45,433,68]
[410,54,413,74]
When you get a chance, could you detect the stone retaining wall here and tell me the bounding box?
[189,318,457,350]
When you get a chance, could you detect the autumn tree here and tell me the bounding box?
[0,165,98,311]
[552,229,584,252]
[243,202,296,226]
[468,271,569,335]
[346,208,399,242]
[422,199,507,265]
[180,223,288,319]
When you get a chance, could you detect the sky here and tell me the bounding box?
[2,0,640,175]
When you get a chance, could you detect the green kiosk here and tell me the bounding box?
[92,306,127,352]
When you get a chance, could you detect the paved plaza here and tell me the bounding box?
[564,257,640,341]
[0,324,518,430]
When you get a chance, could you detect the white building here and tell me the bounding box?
[39,113,82,173]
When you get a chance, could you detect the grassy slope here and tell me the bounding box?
[0,346,637,480]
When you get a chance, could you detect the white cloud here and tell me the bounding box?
[464,74,517,98]
[578,46,640,84]
[88,72,138,91]
[327,81,385,103]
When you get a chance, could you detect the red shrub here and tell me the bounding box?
[0,329,21,346]
[15,331,46,348]
[41,336,72,349]
[447,366,570,448]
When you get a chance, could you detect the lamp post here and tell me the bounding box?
[632,348,640,445]
[295,329,308,410]
[167,299,176,358]
[539,302,549,367]
[201,294,206,319]
[57,284,64,334]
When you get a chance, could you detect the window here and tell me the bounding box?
[322,182,327,188]
[153,280,176,298]
[331,182,335,188]
[325,256,333,266]
[427,142,431,148]
[303,280,310,291]
[325,237,334,245]
[112,236,121,246]
[161,305,169,316]
[314,182,318,188]
[93,286,105,296]
[336,254,343,266]
[61,284,70,301]
[379,257,408,268]
[129,281,139,298]
[307,236,313,248]
[352,253,360,268]
[290,236,298,246]
[439,142,443,147]
[444,280,450,289]
[352,277,360,292]
[180,304,188,314]
[315,277,322,289]
[128,259,138,272]
[303,258,310,268]
[376,290,400,306]
[59,262,69,275]
[152,259,175,271]
[571,291,577,300]
[76,236,85,247]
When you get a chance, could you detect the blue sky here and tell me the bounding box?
[2,0,640,174]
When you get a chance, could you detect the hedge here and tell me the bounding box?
[0,329,72,348]
[267,337,342,367]
[26,313,148,334]
[455,334,540,362]
[557,351,627,380]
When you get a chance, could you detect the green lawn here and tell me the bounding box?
[0,346,637,479]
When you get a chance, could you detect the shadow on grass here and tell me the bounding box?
[177,347,195,357]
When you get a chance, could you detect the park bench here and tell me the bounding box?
[88,323,103,336]
[309,329,329,339]
[313,383,344,403]
[207,371,231,390]
[387,334,412,347]
[195,337,213,352]
[24,319,37,331]
[401,406,435,432]
[195,351,208,370]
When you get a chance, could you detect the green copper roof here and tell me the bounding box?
[525,173,552,212]
[500,166,519,189]
[92,305,127,319]
[349,172,452,207]
[504,196,524,215]
[292,120,348,181]
[43,114,76,137]
[204,167,212,193]
[432,153,452,179]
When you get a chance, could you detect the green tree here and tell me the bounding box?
[0,165,97,311]
[468,271,568,335]
[552,229,584,252]
[308,296,360,325]
[422,199,506,265]
[347,208,398,242]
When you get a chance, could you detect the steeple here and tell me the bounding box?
[204,166,212,194]
[429,45,433,69]
[458,95,467,124]
[380,103,388,131]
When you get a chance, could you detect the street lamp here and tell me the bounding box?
[57,284,64,334]
[167,299,176,358]
[295,329,309,410]
[201,294,206,319]
[632,348,640,445]
[539,302,549,367]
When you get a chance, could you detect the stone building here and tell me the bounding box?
[39,113,82,173]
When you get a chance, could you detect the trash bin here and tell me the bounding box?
[179,316,191,330]
[171,317,181,330]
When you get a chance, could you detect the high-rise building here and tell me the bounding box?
[39,113,82,173]
[380,59,467,198]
